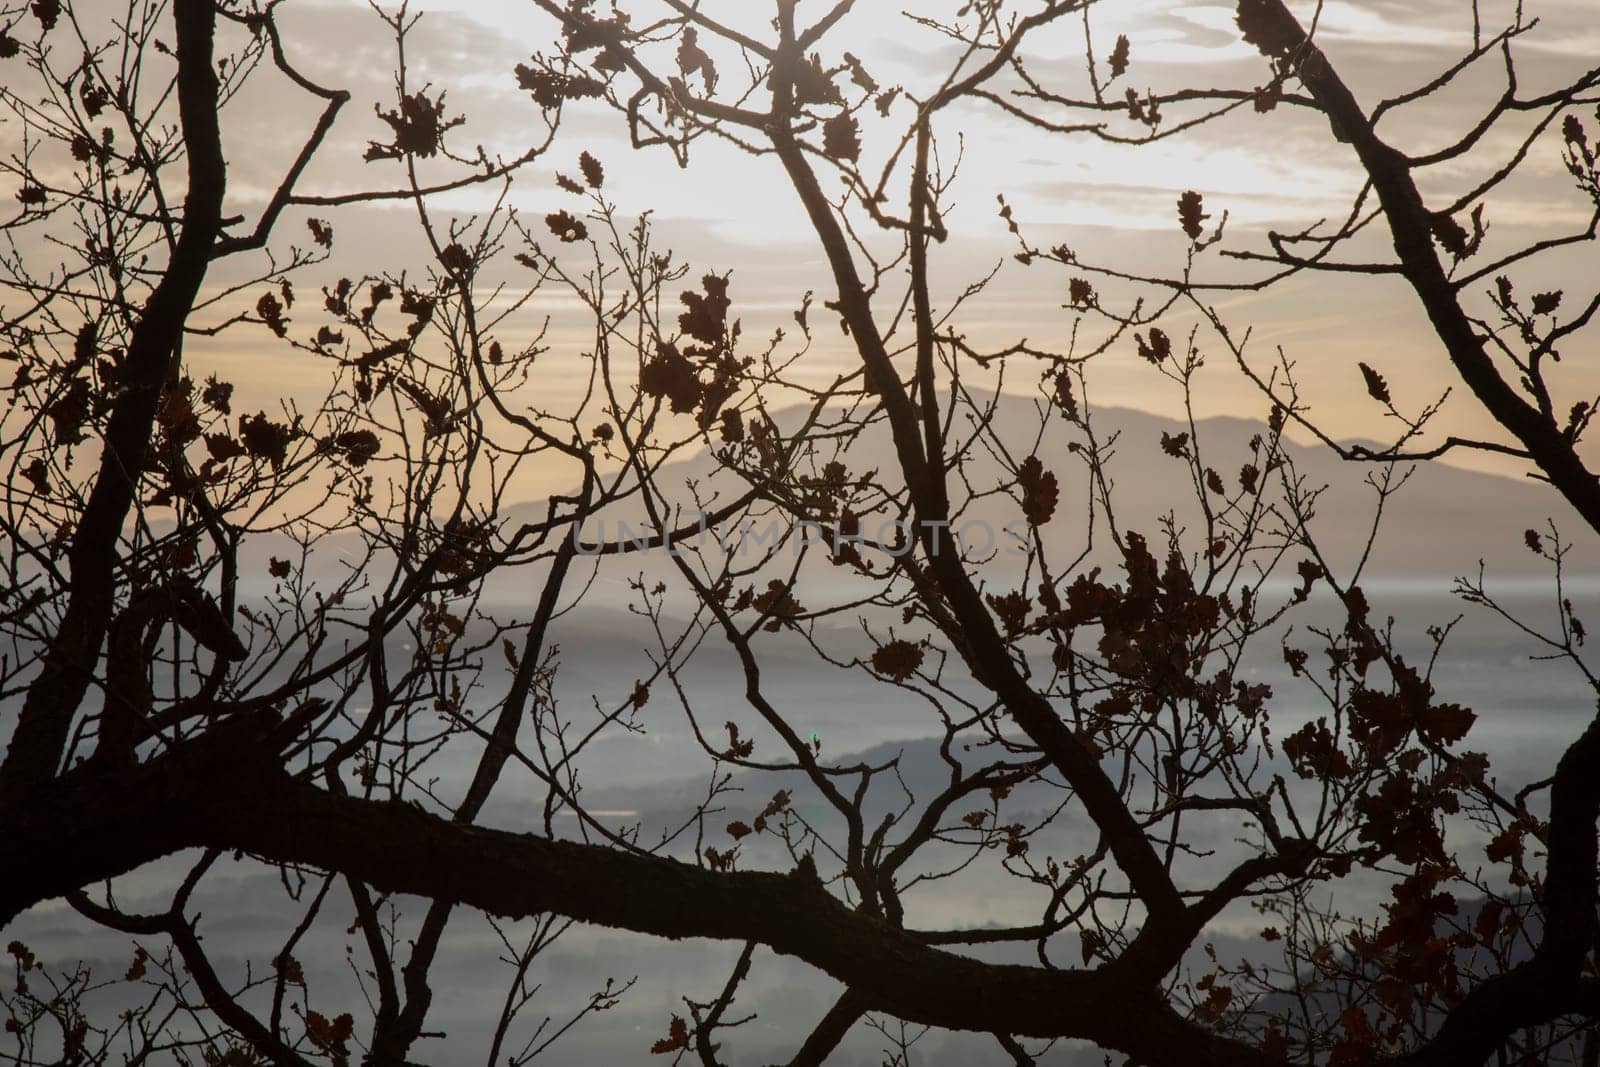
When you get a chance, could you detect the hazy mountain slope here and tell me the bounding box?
[495,397,1591,614]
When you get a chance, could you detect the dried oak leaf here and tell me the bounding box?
[439,242,474,276]
[843,52,878,94]
[1126,87,1146,123]
[1430,207,1484,261]
[752,579,803,632]
[1358,361,1391,404]
[871,639,923,682]
[1107,34,1131,79]
[48,377,91,446]
[545,210,588,243]
[1564,113,1589,150]
[1418,702,1475,745]
[1018,455,1059,525]
[204,433,246,463]
[679,274,731,344]
[565,11,623,53]
[21,457,48,493]
[1136,328,1171,364]
[676,27,717,93]
[639,342,702,413]
[1053,370,1080,423]
[1486,823,1527,865]
[792,53,842,105]
[275,954,305,986]
[1177,190,1209,241]
[333,429,381,466]
[355,339,407,371]
[32,0,59,32]
[723,721,755,759]
[256,291,288,338]
[1292,559,1322,603]
[579,150,604,188]
[1532,290,1563,315]
[1433,215,1469,258]
[304,1011,353,1067]
[366,90,462,161]
[651,1015,690,1054]
[1235,0,1301,58]
[1080,929,1104,965]
[1474,899,1504,946]
[822,111,861,163]
[239,412,295,471]
[1282,718,1352,780]
[987,590,1031,634]
[515,64,604,108]
[157,386,202,447]
[396,379,452,432]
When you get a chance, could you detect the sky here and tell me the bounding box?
[0,0,1593,499]
[115,0,1592,504]
[4,0,1597,497]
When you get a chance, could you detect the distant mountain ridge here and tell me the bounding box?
[210,397,1592,605]
[499,396,1595,601]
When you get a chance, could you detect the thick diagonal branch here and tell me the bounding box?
[0,0,228,798]
[0,758,1266,1064]
[765,40,1187,942]
[1256,0,1600,533]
